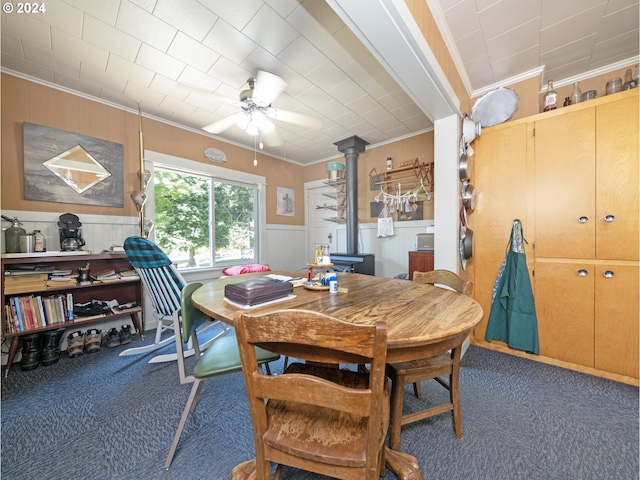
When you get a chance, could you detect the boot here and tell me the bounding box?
[41,328,66,366]
[21,333,42,371]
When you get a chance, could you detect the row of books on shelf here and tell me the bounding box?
[4,293,75,333]
[3,269,140,294]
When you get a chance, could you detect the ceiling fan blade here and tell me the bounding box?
[266,107,323,129]
[202,113,242,134]
[259,124,283,146]
[252,71,287,106]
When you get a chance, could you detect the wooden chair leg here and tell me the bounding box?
[450,370,463,439]
[413,381,422,399]
[388,373,405,450]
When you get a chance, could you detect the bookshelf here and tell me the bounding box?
[1,252,143,376]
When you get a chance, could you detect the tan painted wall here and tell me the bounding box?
[1,74,305,226]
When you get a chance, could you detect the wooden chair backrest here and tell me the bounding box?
[413,269,474,297]
[234,309,388,469]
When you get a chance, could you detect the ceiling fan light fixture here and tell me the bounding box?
[236,114,250,130]
[246,118,259,136]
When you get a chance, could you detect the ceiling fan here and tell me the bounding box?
[201,70,322,146]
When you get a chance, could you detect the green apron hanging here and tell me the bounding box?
[485,220,539,355]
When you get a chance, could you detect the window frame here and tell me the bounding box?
[144,151,266,275]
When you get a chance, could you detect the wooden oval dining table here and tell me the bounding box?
[191,271,484,479]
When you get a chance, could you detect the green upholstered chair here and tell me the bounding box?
[164,282,280,469]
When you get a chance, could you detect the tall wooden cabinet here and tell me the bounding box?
[472,88,639,384]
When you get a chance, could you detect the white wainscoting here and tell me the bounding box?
[263,224,307,271]
[332,219,434,278]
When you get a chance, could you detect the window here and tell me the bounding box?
[153,166,258,270]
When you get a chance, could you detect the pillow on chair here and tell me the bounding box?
[222,264,271,276]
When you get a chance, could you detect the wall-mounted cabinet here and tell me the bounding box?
[472,88,639,385]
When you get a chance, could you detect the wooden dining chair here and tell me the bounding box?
[165,282,280,469]
[385,269,473,450]
[232,309,396,480]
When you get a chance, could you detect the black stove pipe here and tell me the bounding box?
[334,136,369,254]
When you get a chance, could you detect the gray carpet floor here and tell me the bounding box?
[2,331,638,480]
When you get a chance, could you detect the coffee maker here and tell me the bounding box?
[58,213,86,251]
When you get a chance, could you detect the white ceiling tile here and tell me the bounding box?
[598,4,640,42]
[202,20,257,66]
[22,40,80,77]
[278,36,327,76]
[474,0,501,12]
[82,15,141,62]
[28,1,84,37]
[149,74,191,100]
[177,65,222,91]
[63,0,121,25]
[485,17,540,63]
[443,0,482,41]
[162,98,197,120]
[106,53,155,86]
[328,77,367,105]
[53,70,103,97]
[540,4,606,54]
[1,11,52,49]
[136,43,186,80]
[540,0,606,28]
[307,60,347,92]
[1,52,55,81]
[51,29,109,71]
[153,0,218,42]
[544,57,591,82]
[80,64,128,93]
[540,35,599,72]
[124,80,167,106]
[455,30,488,64]
[207,56,252,87]
[116,0,176,51]
[464,54,496,87]
[437,0,465,13]
[490,45,540,82]
[604,0,639,15]
[242,4,299,56]
[1,33,23,58]
[591,29,640,64]
[198,0,263,31]
[239,45,284,76]
[346,95,383,117]
[167,32,219,73]
[129,0,157,14]
[479,0,541,42]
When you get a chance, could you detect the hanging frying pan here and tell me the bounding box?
[459,153,470,182]
[459,206,473,261]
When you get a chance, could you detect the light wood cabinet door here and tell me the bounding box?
[594,264,639,378]
[535,261,594,367]
[471,122,529,340]
[534,109,596,258]
[595,96,639,261]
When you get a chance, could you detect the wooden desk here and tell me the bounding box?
[192,272,484,479]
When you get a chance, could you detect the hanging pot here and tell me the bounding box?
[461,180,476,212]
[459,153,470,182]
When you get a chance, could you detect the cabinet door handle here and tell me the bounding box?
[604,214,616,223]
[578,216,589,223]
[603,270,614,278]
[577,269,588,277]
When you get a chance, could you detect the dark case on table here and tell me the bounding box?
[224,277,293,306]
